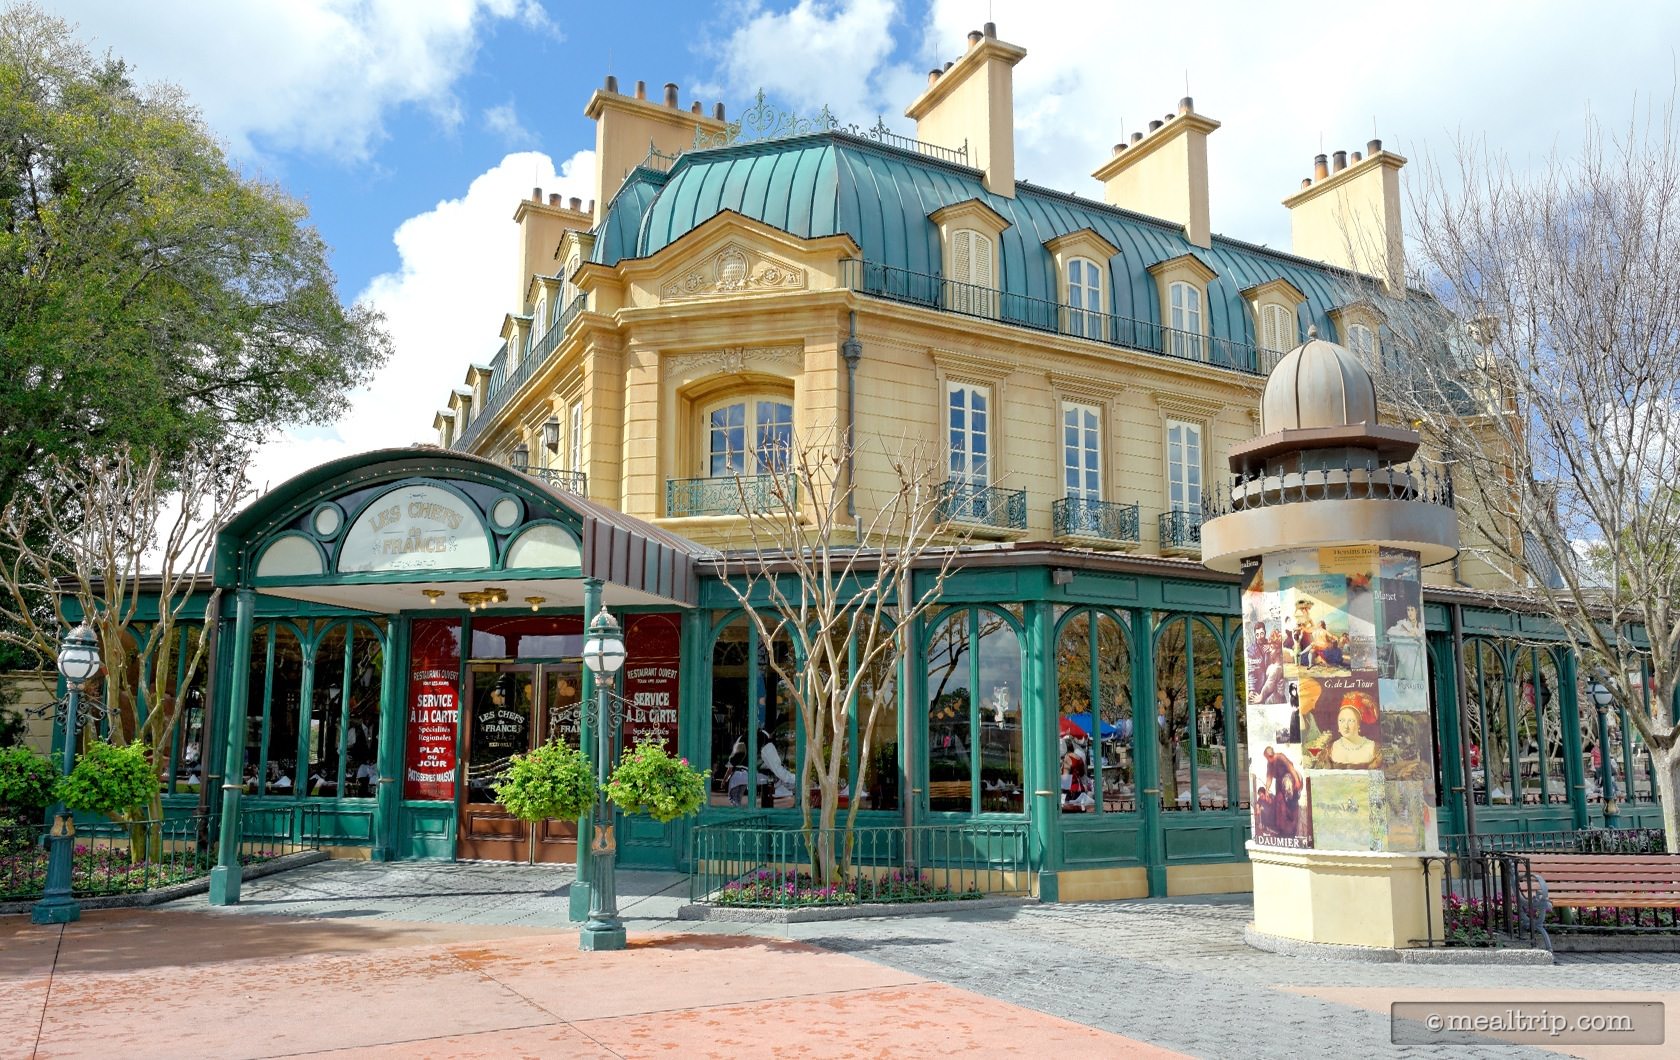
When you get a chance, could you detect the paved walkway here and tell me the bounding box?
[5,860,1679,1058]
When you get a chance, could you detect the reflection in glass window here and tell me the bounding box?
[1055,609,1133,814]
[1169,281,1204,360]
[709,620,751,808]
[925,607,1023,815]
[1062,402,1101,502]
[707,400,793,477]
[1153,616,1233,813]
[1068,257,1105,339]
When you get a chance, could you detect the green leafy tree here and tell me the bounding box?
[494,740,597,824]
[0,743,54,817]
[0,4,392,507]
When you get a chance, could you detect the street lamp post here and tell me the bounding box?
[579,605,628,952]
[1589,679,1619,826]
[31,622,102,926]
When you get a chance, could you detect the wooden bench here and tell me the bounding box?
[1524,854,1680,910]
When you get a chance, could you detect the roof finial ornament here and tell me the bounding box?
[1307,325,1318,339]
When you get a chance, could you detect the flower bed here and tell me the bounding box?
[0,842,284,901]
[1442,893,1496,946]
[712,868,982,908]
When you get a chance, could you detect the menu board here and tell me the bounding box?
[404,619,461,801]
[622,614,681,753]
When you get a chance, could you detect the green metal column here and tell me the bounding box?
[569,578,603,922]
[674,607,708,872]
[208,589,256,906]
[373,617,407,861]
[1430,635,1467,836]
[1558,647,1590,830]
[1132,607,1166,896]
[1023,599,1060,902]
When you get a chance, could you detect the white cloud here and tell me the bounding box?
[482,100,536,146]
[247,149,596,494]
[44,0,552,161]
[701,0,921,127]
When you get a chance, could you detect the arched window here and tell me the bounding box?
[1168,281,1204,360]
[1153,614,1237,812]
[708,618,796,809]
[925,606,1023,815]
[949,228,996,316]
[1347,322,1375,357]
[1466,640,1510,805]
[1260,303,1296,355]
[1067,257,1105,339]
[1054,609,1133,813]
[705,398,793,477]
[533,294,549,338]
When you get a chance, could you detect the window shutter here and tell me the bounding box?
[952,230,973,284]
[974,234,992,287]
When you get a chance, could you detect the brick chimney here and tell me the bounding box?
[1283,139,1407,289]
[584,74,727,225]
[904,22,1026,197]
[1091,97,1219,248]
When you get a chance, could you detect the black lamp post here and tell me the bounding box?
[579,605,628,951]
[31,622,101,926]
[1589,679,1619,825]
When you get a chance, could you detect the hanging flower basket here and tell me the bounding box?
[606,741,707,823]
[494,739,597,823]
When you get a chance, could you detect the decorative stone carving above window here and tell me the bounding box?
[666,345,803,376]
[659,242,807,302]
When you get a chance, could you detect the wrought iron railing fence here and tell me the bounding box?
[1441,828,1667,857]
[840,259,1277,376]
[665,474,790,517]
[689,818,1033,908]
[1157,508,1201,551]
[1051,497,1140,543]
[937,481,1027,531]
[528,467,588,495]
[1203,461,1456,520]
[0,805,321,901]
[1416,850,1547,949]
[455,294,587,450]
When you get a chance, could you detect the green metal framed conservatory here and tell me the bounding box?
[78,449,1662,902]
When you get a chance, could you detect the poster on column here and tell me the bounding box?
[404,619,460,801]
[1248,703,1313,847]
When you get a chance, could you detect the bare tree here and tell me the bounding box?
[0,445,250,840]
[710,426,965,881]
[1366,101,1680,845]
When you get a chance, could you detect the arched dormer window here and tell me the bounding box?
[1044,228,1120,343]
[1260,303,1296,354]
[1147,253,1217,364]
[930,199,1010,319]
[1347,322,1374,356]
[1067,258,1104,339]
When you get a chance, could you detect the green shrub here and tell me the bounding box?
[0,745,58,818]
[494,739,596,823]
[606,740,707,823]
[57,742,155,819]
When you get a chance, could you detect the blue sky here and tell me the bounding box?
[39,0,1680,488]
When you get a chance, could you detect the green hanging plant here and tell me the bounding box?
[57,741,155,821]
[606,740,707,823]
[0,746,58,818]
[494,739,597,823]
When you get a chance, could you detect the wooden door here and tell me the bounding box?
[457,665,536,861]
[531,664,583,864]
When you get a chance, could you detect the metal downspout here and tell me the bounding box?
[841,311,863,539]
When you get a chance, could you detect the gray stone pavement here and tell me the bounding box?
[182,861,1680,1059]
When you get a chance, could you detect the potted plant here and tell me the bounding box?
[606,740,706,823]
[494,739,597,824]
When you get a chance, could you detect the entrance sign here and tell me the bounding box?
[339,484,492,573]
[404,619,461,800]
[623,614,681,753]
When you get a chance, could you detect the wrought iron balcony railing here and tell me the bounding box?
[455,294,587,451]
[665,474,792,517]
[840,259,1279,376]
[937,481,1028,532]
[1200,460,1456,520]
[528,467,587,495]
[1051,497,1140,546]
[1158,508,1202,553]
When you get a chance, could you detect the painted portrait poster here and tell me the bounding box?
[1381,708,1436,795]
[1282,573,1352,679]
[1301,674,1381,771]
[1243,589,1286,707]
[1376,575,1429,712]
[1308,771,1385,851]
[1248,703,1313,848]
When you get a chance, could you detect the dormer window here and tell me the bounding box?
[1260,303,1296,355]
[1347,322,1374,356]
[1067,258,1104,339]
[1169,281,1204,360]
[930,199,1010,319]
[1148,253,1218,365]
[1331,303,1384,367]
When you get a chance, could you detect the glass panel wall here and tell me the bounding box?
[706,617,795,810]
[1055,608,1134,814]
[924,607,1023,815]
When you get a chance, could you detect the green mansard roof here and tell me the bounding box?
[592,131,1371,352]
